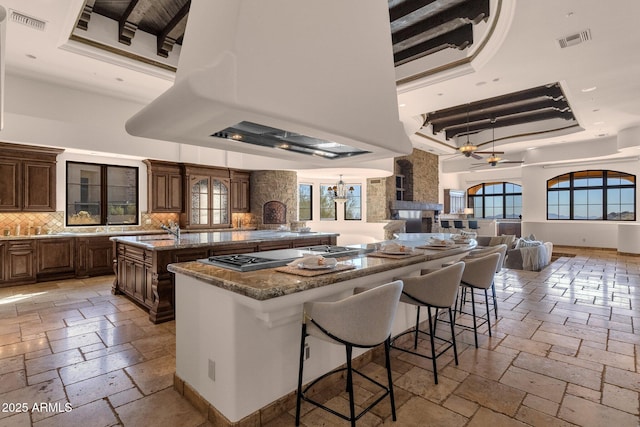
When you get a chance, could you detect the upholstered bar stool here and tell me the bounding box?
[439,220,451,232]
[455,253,501,348]
[295,280,403,427]
[467,220,479,231]
[453,220,465,231]
[391,262,465,384]
[463,244,507,318]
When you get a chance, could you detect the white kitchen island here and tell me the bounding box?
[168,237,475,425]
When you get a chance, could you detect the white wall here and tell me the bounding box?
[442,156,640,248]
[297,177,387,244]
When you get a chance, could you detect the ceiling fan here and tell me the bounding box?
[457,109,504,159]
[471,121,524,167]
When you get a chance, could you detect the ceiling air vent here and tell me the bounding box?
[558,29,591,48]
[10,10,46,31]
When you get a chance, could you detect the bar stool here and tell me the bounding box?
[464,244,507,318]
[295,281,403,426]
[391,262,465,384]
[455,253,501,348]
[439,220,451,232]
[453,220,465,231]
[467,220,479,231]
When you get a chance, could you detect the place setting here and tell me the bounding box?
[367,242,422,259]
[275,255,356,276]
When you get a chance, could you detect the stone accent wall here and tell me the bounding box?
[367,148,440,221]
[394,148,439,203]
[366,177,388,222]
[250,170,298,229]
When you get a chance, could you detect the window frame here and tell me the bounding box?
[298,183,313,221]
[547,169,636,221]
[66,161,139,227]
[319,184,337,221]
[344,184,362,221]
[467,182,522,219]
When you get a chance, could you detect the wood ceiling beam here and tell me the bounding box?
[389,0,438,23]
[394,24,473,65]
[444,110,576,139]
[431,98,572,133]
[392,0,489,45]
[119,0,155,46]
[157,0,190,58]
[76,0,97,31]
[426,83,565,122]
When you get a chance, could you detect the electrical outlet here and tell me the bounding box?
[208,359,215,381]
[145,218,152,225]
[304,343,310,360]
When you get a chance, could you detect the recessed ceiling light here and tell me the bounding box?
[592,108,600,112]
[399,103,406,107]
[527,147,537,150]
[476,81,487,86]
[115,77,124,82]
[597,133,608,137]
[581,86,597,92]
[437,93,444,96]
[25,54,37,59]
[593,121,604,125]
[566,11,574,18]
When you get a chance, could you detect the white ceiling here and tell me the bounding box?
[3,0,640,170]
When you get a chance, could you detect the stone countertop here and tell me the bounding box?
[110,230,340,251]
[167,239,475,301]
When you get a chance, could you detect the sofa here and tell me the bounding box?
[475,235,553,271]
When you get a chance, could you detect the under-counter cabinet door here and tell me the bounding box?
[76,236,114,277]
[0,159,21,211]
[7,240,36,284]
[36,238,76,281]
[0,242,6,282]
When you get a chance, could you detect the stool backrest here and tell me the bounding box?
[399,262,465,308]
[467,244,507,272]
[454,220,464,229]
[468,220,478,229]
[440,220,450,228]
[304,281,402,347]
[461,253,501,290]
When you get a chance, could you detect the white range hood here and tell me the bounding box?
[125,0,412,164]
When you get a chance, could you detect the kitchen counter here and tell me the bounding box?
[110,230,339,251]
[168,240,474,301]
[111,230,338,323]
[170,236,475,423]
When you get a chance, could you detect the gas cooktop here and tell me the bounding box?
[199,245,366,272]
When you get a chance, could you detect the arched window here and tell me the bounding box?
[547,170,635,220]
[467,182,522,219]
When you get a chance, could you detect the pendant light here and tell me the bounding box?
[459,106,477,157]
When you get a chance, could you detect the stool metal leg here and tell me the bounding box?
[414,306,420,349]
[492,282,498,319]
[345,345,355,427]
[426,306,438,384]
[448,307,459,366]
[470,288,478,348]
[384,338,397,421]
[295,324,307,426]
[484,289,492,337]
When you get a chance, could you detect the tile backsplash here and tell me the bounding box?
[0,212,180,236]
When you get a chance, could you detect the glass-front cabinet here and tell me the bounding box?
[183,165,230,229]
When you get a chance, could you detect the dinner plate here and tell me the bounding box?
[381,250,413,255]
[298,263,336,270]
[424,244,454,248]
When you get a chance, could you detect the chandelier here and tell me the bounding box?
[328,175,354,203]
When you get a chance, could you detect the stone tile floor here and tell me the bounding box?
[0,247,639,426]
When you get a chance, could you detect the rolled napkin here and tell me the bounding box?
[287,255,337,268]
[429,237,455,246]
[381,243,411,253]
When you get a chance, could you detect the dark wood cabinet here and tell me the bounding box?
[0,143,63,212]
[0,159,20,211]
[0,242,5,281]
[7,240,36,285]
[36,238,75,281]
[76,235,114,277]
[182,165,231,229]
[230,170,250,213]
[144,160,183,212]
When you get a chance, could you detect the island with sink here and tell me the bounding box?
[110,230,338,323]
[167,235,476,424]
